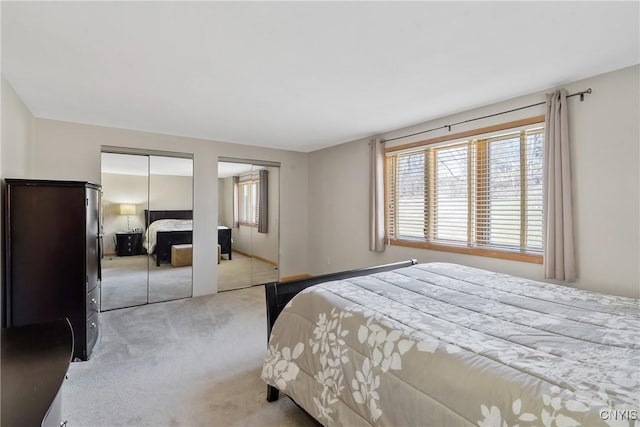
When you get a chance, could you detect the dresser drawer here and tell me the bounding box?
[116,232,142,256]
[87,286,100,319]
[86,312,99,358]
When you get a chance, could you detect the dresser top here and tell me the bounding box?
[1,319,73,427]
[5,178,101,190]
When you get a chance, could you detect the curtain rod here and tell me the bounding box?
[382,88,592,143]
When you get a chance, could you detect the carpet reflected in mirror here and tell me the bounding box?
[101,255,192,311]
[218,251,278,292]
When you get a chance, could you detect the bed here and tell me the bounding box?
[262,261,639,426]
[143,210,232,266]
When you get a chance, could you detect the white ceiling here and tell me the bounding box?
[218,162,253,178]
[3,2,639,152]
[102,156,256,179]
[102,153,193,176]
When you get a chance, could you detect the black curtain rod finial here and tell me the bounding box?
[381,87,592,143]
[579,88,592,102]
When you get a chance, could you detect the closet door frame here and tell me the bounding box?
[100,147,194,311]
[217,157,281,289]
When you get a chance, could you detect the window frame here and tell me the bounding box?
[384,116,544,264]
[238,179,259,227]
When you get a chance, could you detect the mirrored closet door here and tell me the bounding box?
[217,160,279,292]
[148,155,194,303]
[100,152,193,311]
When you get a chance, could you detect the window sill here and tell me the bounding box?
[388,239,543,264]
[239,222,258,228]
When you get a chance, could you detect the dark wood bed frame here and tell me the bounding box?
[263,259,418,402]
[145,209,233,266]
[145,210,193,266]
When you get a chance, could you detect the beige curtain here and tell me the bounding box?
[258,169,268,233]
[543,89,576,281]
[369,136,385,252]
[232,176,239,228]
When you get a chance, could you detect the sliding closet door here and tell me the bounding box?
[147,155,194,303]
[216,161,279,292]
[216,162,251,291]
[100,153,150,311]
[249,164,279,285]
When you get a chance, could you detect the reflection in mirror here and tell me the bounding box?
[249,164,279,286]
[217,161,279,292]
[147,155,194,303]
[100,153,150,310]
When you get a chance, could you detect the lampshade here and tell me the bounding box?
[119,204,136,215]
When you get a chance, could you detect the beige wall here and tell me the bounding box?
[218,178,226,225]
[1,77,34,178]
[149,174,193,210]
[31,118,309,296]
[308,65,640,298]
[221,176,234,229]
[1,77,36,323]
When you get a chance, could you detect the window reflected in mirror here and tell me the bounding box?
[217,161,279,292]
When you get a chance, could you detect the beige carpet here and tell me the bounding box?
[63,286,316,426]
[102,252,278,307]
[218,251,278,292]
[101,255,193,311]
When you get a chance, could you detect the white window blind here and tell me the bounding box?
[395,152,425,239]
[525,130,544,251]
[386,122,544,256]
[239,179,259,225]
[434,144,468,244]
[483,133,522,249]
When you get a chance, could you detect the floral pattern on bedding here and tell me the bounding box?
[262,263,640,426]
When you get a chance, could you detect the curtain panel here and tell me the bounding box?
[543,89,576,281]
[369,137,385,252]
[232,175,239,228]
[258,169,268,233]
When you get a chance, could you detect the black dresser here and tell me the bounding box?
[3,179,101,361]
[116,231,143,256]
[1,319,73,427]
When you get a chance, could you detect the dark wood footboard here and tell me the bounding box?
[154,230,193,266]
[263,259,417,402]
[144,210,194,266]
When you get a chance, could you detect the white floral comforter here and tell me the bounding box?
[262,263,640,427]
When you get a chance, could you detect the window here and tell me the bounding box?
[239,180,259,225]
[385,118,544,262]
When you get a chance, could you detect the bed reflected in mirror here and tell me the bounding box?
[100,152,193,311]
